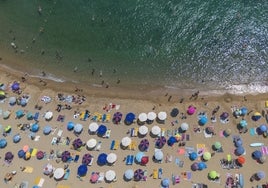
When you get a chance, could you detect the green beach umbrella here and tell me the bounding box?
[0,91,5,100]
[209,171,219,179]
[203,151,211,161]
[214,142,222,150]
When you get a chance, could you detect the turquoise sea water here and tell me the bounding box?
[0,0,268,94]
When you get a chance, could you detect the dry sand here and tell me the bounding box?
[0,65,267,188]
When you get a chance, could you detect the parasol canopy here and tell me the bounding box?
[86,138,97,149]
[199,116,208,126]
[203,152,211,161]
[235,146,245,156]
[198,162,207,170]
[16,110,24,118]
[11,82,20,91]
[88,122,99,133]
[113,112,123,124]
[141,156,149,165]
[107,153,117,164]
[223,129,232,137]
[167,136,177,146]
[54,168,65,180]
[180,122,189,131]
[257,124,267,134]
[170,108,179,117]
[97,125,107,136]
[9,96,16,105]
[43,163,53,175]
[213,141,222,150]
[187,106,196,115]
[82,153,93,165]
[209,171,219,179]
[252,150,262,160]
[240,107,248,116]
[90,173,99,183]
[151,125,161,136]
[18,150,25,158]
[162,178,170,187]
[0,138,7,148]
[220,112,229,120]
[155,136,166,148]
[138,113,147,122]
[72,138,83,150]
[236,156,245,165]
[74,123,83,134]
[239,120,247,128]
[138,125,148,135]
[44,111,53,120]
[189,152,198,161]
[36,150,44,160]
[135,152,145,163]
[121,136,132,147]
[24,151,31,160]
[43,125,52,135]
[97,153,107,166]
[13,134,21,143]
[252,112,261,121]
[124,169,134,180]
[105,170,116,181]
[154,150,164,161]
[158,111,167,121]
[125,112,135,125]
[77,164,88,177]
[5,151,14,161]
[67,121,75,131]
[256,171,265,180]
[191,162,199,171]
[3,110,11,119]
[147,112,156,121]
[61,151,71,162]
[134,169,144,181]
[31,123,39,132]
[139,139,149,151]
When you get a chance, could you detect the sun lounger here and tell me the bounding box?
[110,140,115,150]
[161,128,165,137]
[64,169,70,180]
[98,172,104,182]
[128,141,137,150]
[250,128,256,136]
[158,168,163,179]
[33,112,39,121]
[51,137,57,145]
[95,141,102,151]
[130,128,138,137]
[88,157,94,166]
[104,129,111,138]
[31,148,38,157]
[57,129,63,137]
[143,170,148,181]
[126,155,134,165]
[74,155,80,162]
[152,169,158,179]
[113,140,119,150]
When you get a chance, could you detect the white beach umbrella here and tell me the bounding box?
[147,112,156,121]
[53,168,65,180]
[105,170,116,181]
[138,113,147,122]
[121,136,132,147]
[158,111,167,121]
[43,163,53,175]
[9,96,16,105]
[154,150,164,161]
[74,123,83,133]
[88,122,99,133]
[124,169,134,180]
[86,138,97,149]
[180,122,189,131]
[107,153,117,164]
[139,125,148,135]
[151,125,161,136]
[45,111,53,120]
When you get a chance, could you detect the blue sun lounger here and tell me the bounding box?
[110,140,115,150]
[74,155,80,162]
[126,155,134,165]
[64,169,70,180]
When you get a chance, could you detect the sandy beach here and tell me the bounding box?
[0,64,267,188]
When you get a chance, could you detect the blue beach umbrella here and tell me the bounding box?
[13,134,21,143]
[18,149,25,158]
[257,124,267,134]
[5,151,14,161]
[199,116,208,126]
[170,108,179,117]
[162,178,170,187]
[252,150,262,160]
[252,112,261,121]
[198,162,207,170]
[240,107,248,116]
[189,152,198,161]
[74,123,83,134]
[155,136,166,148]
[11,82,20,91]
[20,98,27,106]
[235,146,245,156]
[31,123,39,132]
[67,121,75,131]
[26,112,33,120]
[77,164,88,177]
[0,138,7,148]
[16,110,24,118]
[125,112,135,125]
[220,112,229,120]
[239,120,247,128]
[97,153,107,166]
[256,171,265,180]
[43,125,52,135]
[167,136,177,146]
[97,125,107,136]
[135,152,145,163]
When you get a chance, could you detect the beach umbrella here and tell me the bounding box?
[97,153,107,166]
[72,138,83,150]
[9,96,16,105]
[158,111,167,121]
[198,162,207,170]
[234,139,243,147]
[13,134,21,143]
[86,138,97,149]
[240,120,247,128]
[141,156,149,165]
[121,136,132,147]
[88,122,99,133]
[17,150,25,158]
[113,112,123,124]
[235,146,245,156]
[23,152,31,160]
[31,123,39,132]
[151,125,161,136]
[43,125,52,135]
[54,168,65,180]
[187,106,196,115]
[97,124,107,136]
[155,136,166,148]
[170,108,179,117]
[236,156,245,165]
[180,122,189,131]
[5,152,14,161]
[252,150,262,160]
[105,170,116,181]
[256,171,265,180]
[203,152,211,161]
[107,153,117,164]
[252,112,261,121]
[147,112,156,121]
[162,178,170,187]
[139,139,149,151]
[233,109,241,118]
[134,169,144,181]
[0,90,6,100]
[82,153,93,165]
[138,125,148,135]
[223,129,232,137]
[124,169,134,180]
[11,82,20,91]
[138,113,147,122]
[191,162,199,171]
[77,164,88,177]
[61,151,71,162]
[67,121,75,131]
[125,112,135,124]
[23,145,29,152]
[199,116,208,126]
[258,124,267,134]
[189,152,198,161]
[213,141,222,150]
[74,123,83,134]
[36,150,44,160]
[20,98,27,106]
[44,111,53,120]
[259,156,266,164]
[4,125,11,133]
[16,110,24,118]
[205,126,214,134]
[167,136,177,146]
[135,152,145,163]
[26,112,33,120]
[3,110,11,119]
[154,150,164,161]
[0,138,7,148]
[240,107,248,116]
[220,112,229,120]
[43,163,53,175]
[90,173,99,183]
[209,171,219,179]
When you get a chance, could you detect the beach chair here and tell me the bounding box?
[110,140,115,150]
[126,155,134,165]
[104,129,111,138]
[95,141,102,151]
[172,174,180,185]
[129,141,137,150]
[74,155,80,162]
[158,168,163,179]
[98,172,104,183]
[33,112,39,121]
[88,157,94,166]
[63,169,70,180]
[51,137,57,145]
[161,128,165,137]
[105,113,111,122]
[57,129,63,137]
[143,170,148,181]
[152,169,158,179]
[113,140,119,150]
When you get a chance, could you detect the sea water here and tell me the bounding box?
[0,0,267,94]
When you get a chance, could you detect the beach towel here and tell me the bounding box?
[219,130,224,137]
[250,128,256,136]
[177,148,185,155]
[31,148,38,157]
[23,166,33,173]
[57,185,70,188]
[261,146,268,155]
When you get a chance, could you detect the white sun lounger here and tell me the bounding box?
[57,129,63,137]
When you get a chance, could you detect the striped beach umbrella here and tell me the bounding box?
[82,153,93,165]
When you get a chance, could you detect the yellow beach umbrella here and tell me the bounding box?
[24,151,31,160]
[4,125,11,133]
[203,151,211,161]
